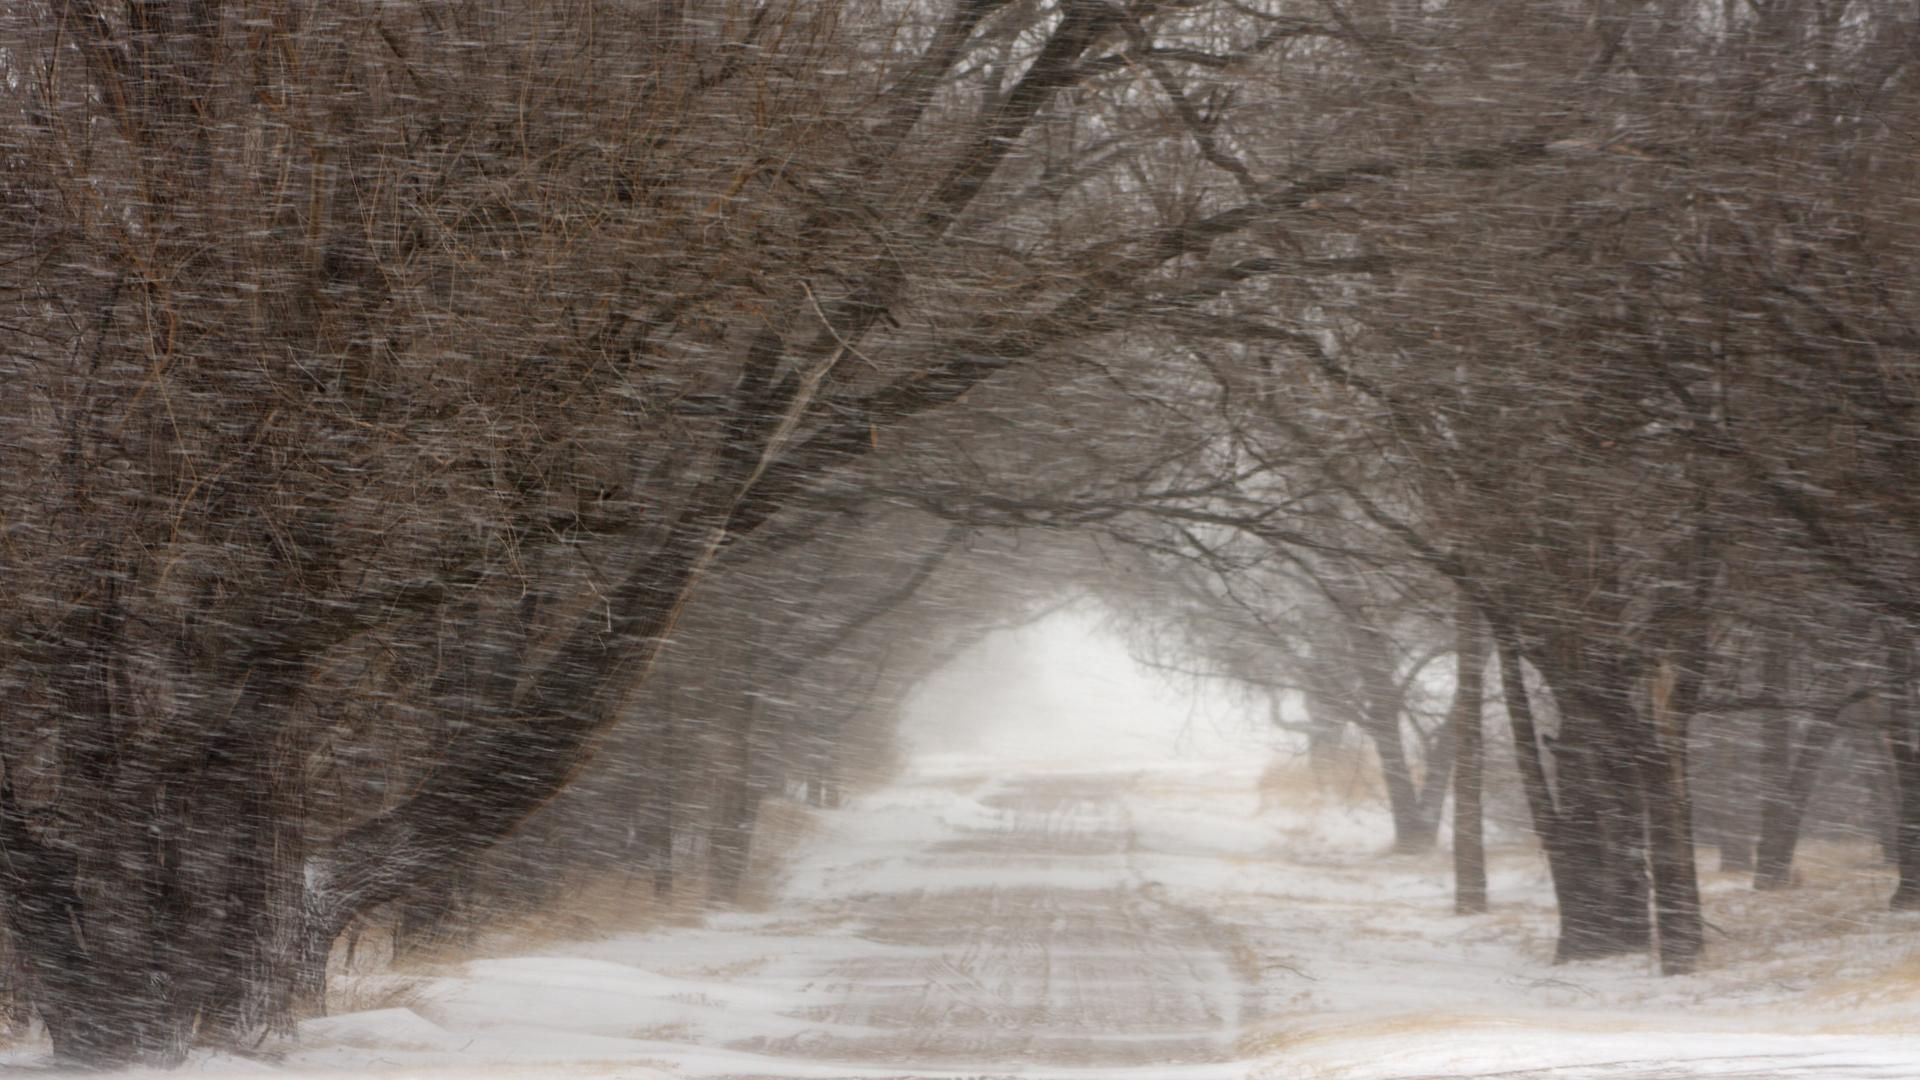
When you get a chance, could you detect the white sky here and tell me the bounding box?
[897,602,1279,773]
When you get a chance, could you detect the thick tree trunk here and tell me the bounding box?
[1496,624,1649,964]
[310,507,726,942]
[1551,667,1654,964]
[1550,718,1650,962]
[2,731,313,1066]
[0,778,158,1067]
[1451,601,1489,915]
[1490,629,1619,961]
[0,590,321,1066]
[2,599,166,1066]
[1644,781,1702,974]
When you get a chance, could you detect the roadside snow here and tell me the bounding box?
[294,763,1920,1076]
[14,752,1920,1078]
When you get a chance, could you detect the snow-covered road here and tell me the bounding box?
[730,772,1252,1070]
[256,765,1273,1080]
[32,757,1920,1078]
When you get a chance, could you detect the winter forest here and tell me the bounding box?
[3,1,1920,1076]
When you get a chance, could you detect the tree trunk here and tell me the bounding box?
[642,716,681,898]
[1706,709,1757,872]
[1889,740,1920,910]
[1642,769,1701,974]
[0,588,323,1066]
[1752,686,1866,890]
[0,778,158,1067]
[1553,667,1655,963]
[310,507,727,941]
[1753,636,1798,890]
[1885,632,1920,911]
[1752,718,1843,891]
[1491,628,1618,961]
[1369,725,1428,854]
[635,688,683,899]
[1310,602,1441,855]
[1451,600,1489,915]
[1872,736,1901,866]
[1411,719,1457,851]
[1639,664,1702,975]
[1551,714,1651,962]
[1638,512,1713,976]
[1495,622,1650,964]
[709,686,766,906]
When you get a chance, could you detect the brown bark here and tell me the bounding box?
[1754,636,1797,891]
[1412,720,1457,852]
[1496,622,1648,963]
[1493,626,1562,869]
[1552,701,1652,962]
[1341,617,1448,854]
[1640,663,1702,975]
[1372,726,1428,854]
[1886,632,1920,911]
[1490,626,1622,962]
[1451,600,1490,915]
[1636,517,1713,976]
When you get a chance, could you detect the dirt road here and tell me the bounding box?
[731,772,1258,1071]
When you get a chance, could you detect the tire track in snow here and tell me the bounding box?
[734,772,1250,1070]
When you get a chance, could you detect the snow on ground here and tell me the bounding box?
[60,757,1920,1076]
[20,609,1920,1077]
[56,757,1920,1079]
